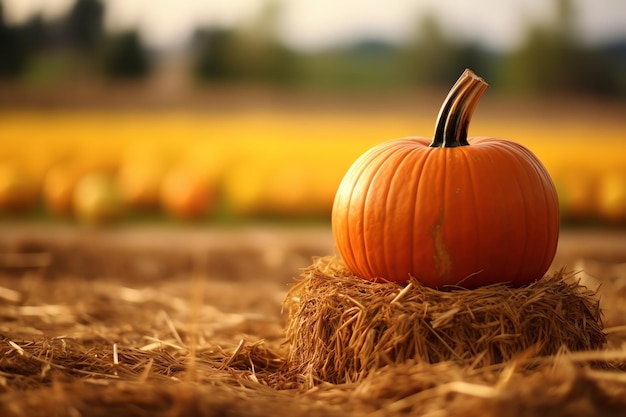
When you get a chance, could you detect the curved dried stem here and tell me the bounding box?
[430,69,489,148]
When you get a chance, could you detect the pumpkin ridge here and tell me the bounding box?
[407,143,434,283]
[459,146,483,282]
[381,143,421,281]
[504,146,533,284]
[436,147,454,282]
[412,145,443,284]
[369,144,413,280]
[481,144,523,285]
[334,147,373,278]
[358,143,404,279]
[495,140,559,284]
[490,143,532,282]
[353,153,382,279]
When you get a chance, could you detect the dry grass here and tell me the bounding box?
[284,257,607,387]
[1,230,626,416]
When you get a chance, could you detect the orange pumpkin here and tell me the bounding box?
[332,69,559,289]
[159,166,213,220]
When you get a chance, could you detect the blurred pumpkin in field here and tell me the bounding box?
[596,170,626,223]
[73,172,123,226]
[0,163,37,214]
[160,165,214,220]
[553,168,598,222]
[264,164,311,216]
[308,164,347,217]
[263,163,343,217]
[117,157,168,211]
[42,163,85,216]
[222,161,269,216]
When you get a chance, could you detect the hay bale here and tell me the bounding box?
[284,257,606,387]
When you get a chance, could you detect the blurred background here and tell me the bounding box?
[0,0,625,227]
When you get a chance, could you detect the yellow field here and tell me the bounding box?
[0,105,625,223]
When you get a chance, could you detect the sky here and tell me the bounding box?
[2,0,626,52]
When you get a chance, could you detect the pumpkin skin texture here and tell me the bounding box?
[331,70,560,289]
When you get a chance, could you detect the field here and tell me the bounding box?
[1,224,626,416]
[1,91,625,223]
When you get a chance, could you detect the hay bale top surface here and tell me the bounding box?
[284,257,606,386]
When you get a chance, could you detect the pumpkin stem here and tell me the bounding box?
[430,69,489,148]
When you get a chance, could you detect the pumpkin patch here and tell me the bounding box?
[332,70,560,288]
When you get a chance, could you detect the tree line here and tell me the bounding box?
[1,0,624,96]
[0,0,148,81]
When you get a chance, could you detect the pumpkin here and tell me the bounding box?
[597,170,626,223]
[73,172,123,226]
[159,165,213,220]
[331,69,560,289]
[0,163,37,214]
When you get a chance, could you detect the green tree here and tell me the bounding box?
[244,0,298,84]
[192,0,298,85]
[19,14,47,53]
[404,14,492,88]
[67,0,105,51]
[0,4,28,77]
[504,0,617,95]
[103,31,150,79]
[405,14,458,86]
[192,29,243,82]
